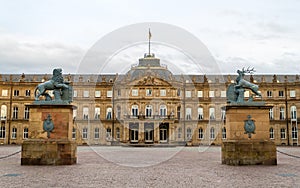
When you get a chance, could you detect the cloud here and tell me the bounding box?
[0,33,85,74]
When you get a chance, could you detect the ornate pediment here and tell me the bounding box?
[130,76,171,86]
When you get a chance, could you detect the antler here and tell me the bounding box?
[241,67,256,74]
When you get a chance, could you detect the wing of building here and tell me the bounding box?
[0,53,299,146]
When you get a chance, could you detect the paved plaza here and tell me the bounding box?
[0,145,299,187]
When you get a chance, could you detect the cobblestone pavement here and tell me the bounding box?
[0,146,299,188]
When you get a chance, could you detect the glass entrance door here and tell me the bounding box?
[130,129,139,143]
[159,123,169,143]
[144,123,154,143]
[129,123,139,143]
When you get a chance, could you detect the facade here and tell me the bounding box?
[0,53,299,146]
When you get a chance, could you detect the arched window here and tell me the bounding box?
[159,105,167,118]
[210,127,215,139]
[145,105,152,118]
[13,106,18,119]
[83,107,89,120]
[94,107,100,119]
[269,128,274,139]
[186,108,192,120]
[209,107,215,120]
[106,107,112,120]
[187,128,192,140]
[291,106,297,120]
[198,107,203,120]
[132,105,138,117]
[117,106,121,119]
[1,105,7,120]
[280,107,285,120]
[24,106,30,120]
[12,127,17,139]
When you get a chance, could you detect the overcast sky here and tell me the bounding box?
[0,0,299,75]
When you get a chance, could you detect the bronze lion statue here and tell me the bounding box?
[34,68,69,101]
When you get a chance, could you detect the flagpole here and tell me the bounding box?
[148,28,151,55]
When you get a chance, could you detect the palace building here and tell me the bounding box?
[0,53,299,146]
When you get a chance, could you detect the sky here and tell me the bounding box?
[0,0,299,75]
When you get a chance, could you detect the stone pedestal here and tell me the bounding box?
[21,139,77,165]
[21,104,77,165]
[222,105,277,165]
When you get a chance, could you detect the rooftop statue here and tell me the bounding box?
[34,68,73,104]
[227,67,263,104]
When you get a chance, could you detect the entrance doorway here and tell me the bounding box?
[159,123,169,143]
[144,123,154,143]
[129,123,139,143]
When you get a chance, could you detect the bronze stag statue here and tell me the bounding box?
[227,67,262,104]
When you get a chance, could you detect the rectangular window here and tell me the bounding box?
[292,127,298,140]
[73,90,77,97]
[290,90,296,98]
[0,126,5,138]
[132,89,138,96]
[83,90,89,98]
[95,90,101,98]
[280,128,286,139]
[25,90,31,96]
[82,128,88,139]
[107,90,112,98]
[146,89,152,96]
[117,89,121,96]
[13,90,19,96]
[269,108,274,120]
[209,91,214,98]
[270,128,274,139]
[94,128,100,139]
[72,128,76,139]
[185,91,191,98]
[279,90,284,97]
[2,90,8,97]
[221,91,226,98]
[160,89,166,96]
[222,128,226,139]
[178,128,182,139]
[267,90,272,98]
[198,128,204,139]
[23,128,28,139]
[197,91,203,98]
